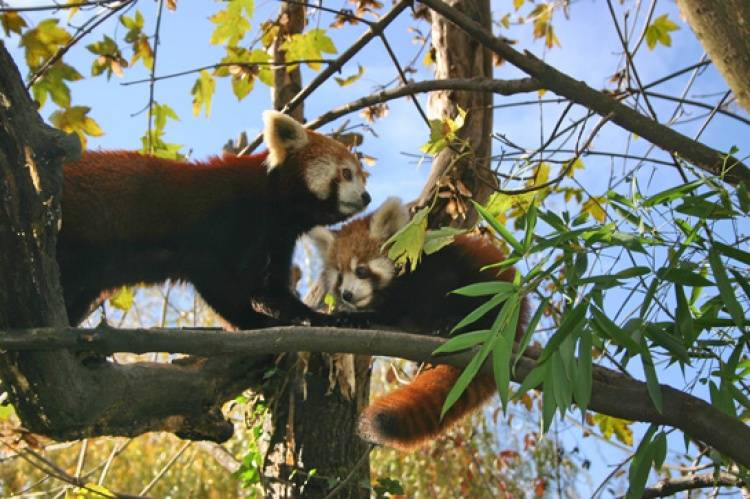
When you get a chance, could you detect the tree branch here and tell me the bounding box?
[418,0,750,188]
[641,472,742,498]
[240,0,411,154]
[305,77,541,129]
[3,324,750,469]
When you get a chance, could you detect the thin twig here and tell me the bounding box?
[138,441,192,496]
[322,444,372,499]
[145,0,166,154]
[26,0,133,88]
[240,0,411,154]
[0,0,124,13]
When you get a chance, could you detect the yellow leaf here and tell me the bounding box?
[592,414,633,446]
[0,12,27,37]
[537,88,547,98]
[583,196,607,223]
[109,287,134,311]
[334,65,365,87]
[513,0,524,11]
[565,157,584,178]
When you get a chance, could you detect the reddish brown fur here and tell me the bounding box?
[59,123,371,327]
[320,207,529,451]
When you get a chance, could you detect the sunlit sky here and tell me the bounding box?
[3,1,749,496]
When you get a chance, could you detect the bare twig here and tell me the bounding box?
[241,0,411,154]
[322,444,372,499]
[121,60,338,86]
[145,0,166,154]
[305,77,541,129]
[138,441,192,496]
[0,0,124,12]
[641,472,742,498]
[418,0,750,187]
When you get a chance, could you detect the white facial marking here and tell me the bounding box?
[338,160,367,215]
[305,157,338,200]
[368,257,396,287]
[340,271,375,308]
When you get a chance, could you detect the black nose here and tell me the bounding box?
[361,191,371,206]
[342,290,354,303]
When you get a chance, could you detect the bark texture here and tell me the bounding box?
[677,0,750,114]
[417,0,495,228]
[272,1,305,123]
[0,41,273,443]
[262,5,372,495]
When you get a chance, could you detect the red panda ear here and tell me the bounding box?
[370,197,409,241]
[262,110,309,169]
[308,227,335,257]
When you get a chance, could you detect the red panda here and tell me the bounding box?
[309,197,529,451]
[58,111,372,328]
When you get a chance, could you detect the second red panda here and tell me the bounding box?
[309,197,529,451]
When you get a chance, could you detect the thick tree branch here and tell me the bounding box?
[418,0,750,188]
[676,0,750,115]
[641,472,742,498]
[305,77,541,129]
[3,325,750,469]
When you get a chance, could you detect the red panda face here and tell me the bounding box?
[309,197,409,309]
[262,111,370,221]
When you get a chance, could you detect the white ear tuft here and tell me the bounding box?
[262,110,309,169]
[308,226,335,257]
[370,197,409,241]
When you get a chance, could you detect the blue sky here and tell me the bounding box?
[3,1,750,496]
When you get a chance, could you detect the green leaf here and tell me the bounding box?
[450,292,509,333]
[423,227,465,255]
[713,241,750,266]
[49,105,103,148]
[334,64,365,86]
[656,267,714,287]
[537,300,587,364]
[573,328,592,411]
[644,14,679,50]
[675,197,735,219]
[626,425,658,499]
[736,182,750,213]
[191,70,216,117]
[541,365,557,431]
[282,28,337,70]
[708,249,745,328]
[590,305,641,352]
[433,330,491,354]
[420,107,467,155]
[31,61,82,109]
[514,297,546,370]
[492,337,512,409]
[514,364,547,396]
[209,0,254,47]
[641,341,663,413]
[440,345,491,418]
[451,280,515,297]
[473,200,523,253]
[20,18,71,70]
[674,284,696,346]
[550,352,572,414]
[384,206,428,272]
[616,266,651,278]
[641,179,704,207]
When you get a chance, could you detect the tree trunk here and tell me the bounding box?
[0,41,274,443]
[676,0,750,114]
[262,5,372,496]
[417,0,495,229]
[263,354,371,498]
[272,1,305,123]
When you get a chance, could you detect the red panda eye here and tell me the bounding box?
[342,168,353,181]
[355,265,370,279]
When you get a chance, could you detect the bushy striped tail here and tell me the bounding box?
[357,365,496,451]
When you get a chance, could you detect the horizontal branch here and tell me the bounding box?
[642,472,741,498]
[4,325,750,468]
[419,0,750,188]
[305,77,542,129]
